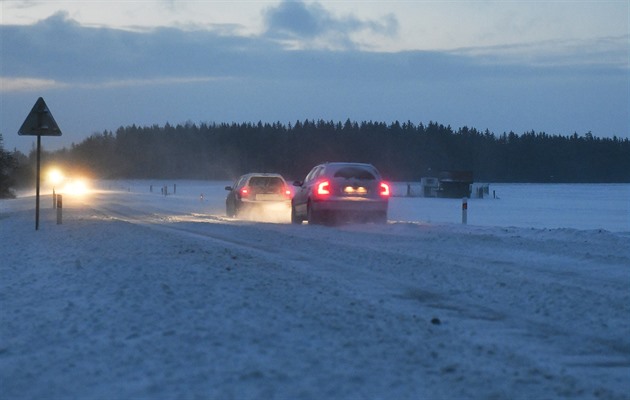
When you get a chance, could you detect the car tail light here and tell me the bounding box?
[240,187,250,198]
[316,180,331,197]
[284,186,292,198]
[379,182,390,197]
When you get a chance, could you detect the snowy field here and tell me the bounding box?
[1,180,629,399]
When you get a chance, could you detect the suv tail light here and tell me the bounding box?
[316,180,331,197]
[379,182,390,197]
[240,187,250,198]
[284,185,292,198]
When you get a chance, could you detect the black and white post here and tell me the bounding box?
[56,194,63,225]
[462,197,468,225]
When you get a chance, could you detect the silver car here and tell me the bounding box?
[291,162,390,225]
[225,173,292,218]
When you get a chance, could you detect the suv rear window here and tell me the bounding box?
[333,167,376,180]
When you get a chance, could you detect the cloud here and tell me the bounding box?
[2,9,625,87]
[1,12,272,82]
[265,1,324,38]
[263,0,398,50]
[0,77,65,92]
[2,8,626,104]
[452,35,630,70]
[0,11,461,85]
[0,76,232,93]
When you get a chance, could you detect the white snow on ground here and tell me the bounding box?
[1,181,629,399]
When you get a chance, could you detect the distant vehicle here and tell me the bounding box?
[291,162,390,225]
[225,173,292,218]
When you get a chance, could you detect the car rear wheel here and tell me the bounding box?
[373,211,387,224]
[291,205,302,224]
[226,200,235,217]
[307,201,322,225]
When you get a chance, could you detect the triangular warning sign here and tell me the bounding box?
[18,97,62,136]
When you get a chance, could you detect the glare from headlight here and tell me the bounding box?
[63,179,89,196]
[47,168,64,186]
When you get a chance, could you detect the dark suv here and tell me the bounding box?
[225,173,292,218]
[291,162,390,225]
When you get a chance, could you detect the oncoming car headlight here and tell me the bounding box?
[62,179,89,195]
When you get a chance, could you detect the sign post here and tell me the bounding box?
[18,97,62,230]
[35,135,41,229]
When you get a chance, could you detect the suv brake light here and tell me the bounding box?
[240,187,250,198]
[379,182,390,197]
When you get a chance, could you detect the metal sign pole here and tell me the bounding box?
[18,97,62,230]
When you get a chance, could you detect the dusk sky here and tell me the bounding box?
[1,0,628,153]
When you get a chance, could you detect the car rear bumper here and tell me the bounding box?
[241,199,291,207]
[311,197,388,213]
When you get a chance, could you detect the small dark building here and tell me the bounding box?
[437,171,473,198]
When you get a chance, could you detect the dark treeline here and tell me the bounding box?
[36,119,630,183]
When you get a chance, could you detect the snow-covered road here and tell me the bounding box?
[1,182,629,399]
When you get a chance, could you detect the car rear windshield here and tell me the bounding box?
[248,176,284,189]
[333,167,376,180]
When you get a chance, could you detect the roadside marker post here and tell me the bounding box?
[56,194,63,225]
[462,197,468,225]
[18,97,62,230]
